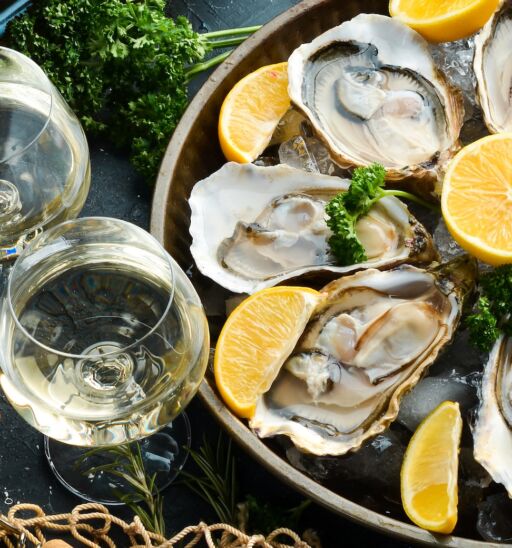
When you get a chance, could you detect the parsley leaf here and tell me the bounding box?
[325,163,434,266]
[342,163,386,213]
[6,0,258,183]
[467,297,500,352]
[325,194,367,265]
[467,265,512,351]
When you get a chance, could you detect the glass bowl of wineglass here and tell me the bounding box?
[0,47,90,259]
[0,217,210,503]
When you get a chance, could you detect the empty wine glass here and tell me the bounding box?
[0,47,90,260]
[0,217,210,503]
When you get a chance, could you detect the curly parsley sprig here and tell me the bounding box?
[325,164,437,266]
[6,0,260,183]
[467,265,512,351]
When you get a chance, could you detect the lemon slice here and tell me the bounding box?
[401,401,462,534]
[389,0,500,42]
[214,286,321,418]
[442,133,512,266]
[218,62,290,163]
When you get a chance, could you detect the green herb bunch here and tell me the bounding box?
[78,443,166,536]
[6,0,259,182]
[467,265,512,351]
[182,434,311,535]
[325,163,435,266]
[83,433,311,538]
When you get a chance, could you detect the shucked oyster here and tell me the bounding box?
[250,257,476,455]
[474,1,512,133]
[287,14,464,192]
[473,336,512,495]
[189,162,436,294]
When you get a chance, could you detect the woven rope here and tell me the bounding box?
[0,503,310,548]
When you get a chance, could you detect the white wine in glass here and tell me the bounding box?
[0,217,210,502]
[0,47,90,256]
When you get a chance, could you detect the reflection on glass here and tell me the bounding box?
[0,218,210,448]
[0,47,90,252]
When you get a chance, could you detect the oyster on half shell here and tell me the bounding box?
[287,14,464,194]
[250,257,476,456]
[473,336,512,495]
[474,1,512,133]
[189,162,436,294]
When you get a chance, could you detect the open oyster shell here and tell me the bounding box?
[473,336,512,495]
[474,1,512,133]
[250,257,476,456]
[287,14,464,196]
[189,162,436,294]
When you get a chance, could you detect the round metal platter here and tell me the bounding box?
[150,1,501,545]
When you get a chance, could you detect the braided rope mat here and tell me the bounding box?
[0,503,311,548]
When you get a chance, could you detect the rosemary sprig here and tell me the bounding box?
[181,433,311,535]
[79,432,312,540]
[180,434,238,525]
[77,444,165,536]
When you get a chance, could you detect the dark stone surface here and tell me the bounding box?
[0,2,413,546]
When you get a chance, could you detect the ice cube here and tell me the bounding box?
[269,108,306,147]
[433,218,465,262]
[429,329,485,385]
[300,121,348,177]
[429,38,477,118]
[278,126,347,177]
[477,493,512,542]
[302,137,341,176]
[397,376,478,432]
[430,38,490,147]
[286,428,406,500]
[278,136,319,172]
[286,445,330,482]
[457,449,489,535]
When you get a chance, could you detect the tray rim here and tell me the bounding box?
[150,1,502,545]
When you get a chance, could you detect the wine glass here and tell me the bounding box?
[0,217,210,503]
[0,47,90,260]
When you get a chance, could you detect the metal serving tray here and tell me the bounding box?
[150,1,500,545]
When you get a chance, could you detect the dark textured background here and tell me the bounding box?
[0,2,412,546]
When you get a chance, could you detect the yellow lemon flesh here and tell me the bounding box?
[442,133,512,266]
[401,401,462,534]
[218,62,290,163]
[389,0,500,42]
[214,286,321,419]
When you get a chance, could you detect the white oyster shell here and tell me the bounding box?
[474,1,512,133]
[189,162,435,294]
[287,14,464,188]
[250,259,475,456]
[473,336,512,495]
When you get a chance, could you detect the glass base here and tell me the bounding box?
[44,413,191,505]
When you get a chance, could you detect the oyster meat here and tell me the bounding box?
[287,14,464,190]
[474,1,512,133]
[250,257,476,455]
[189,162,436,294]
[473,336,512,495]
